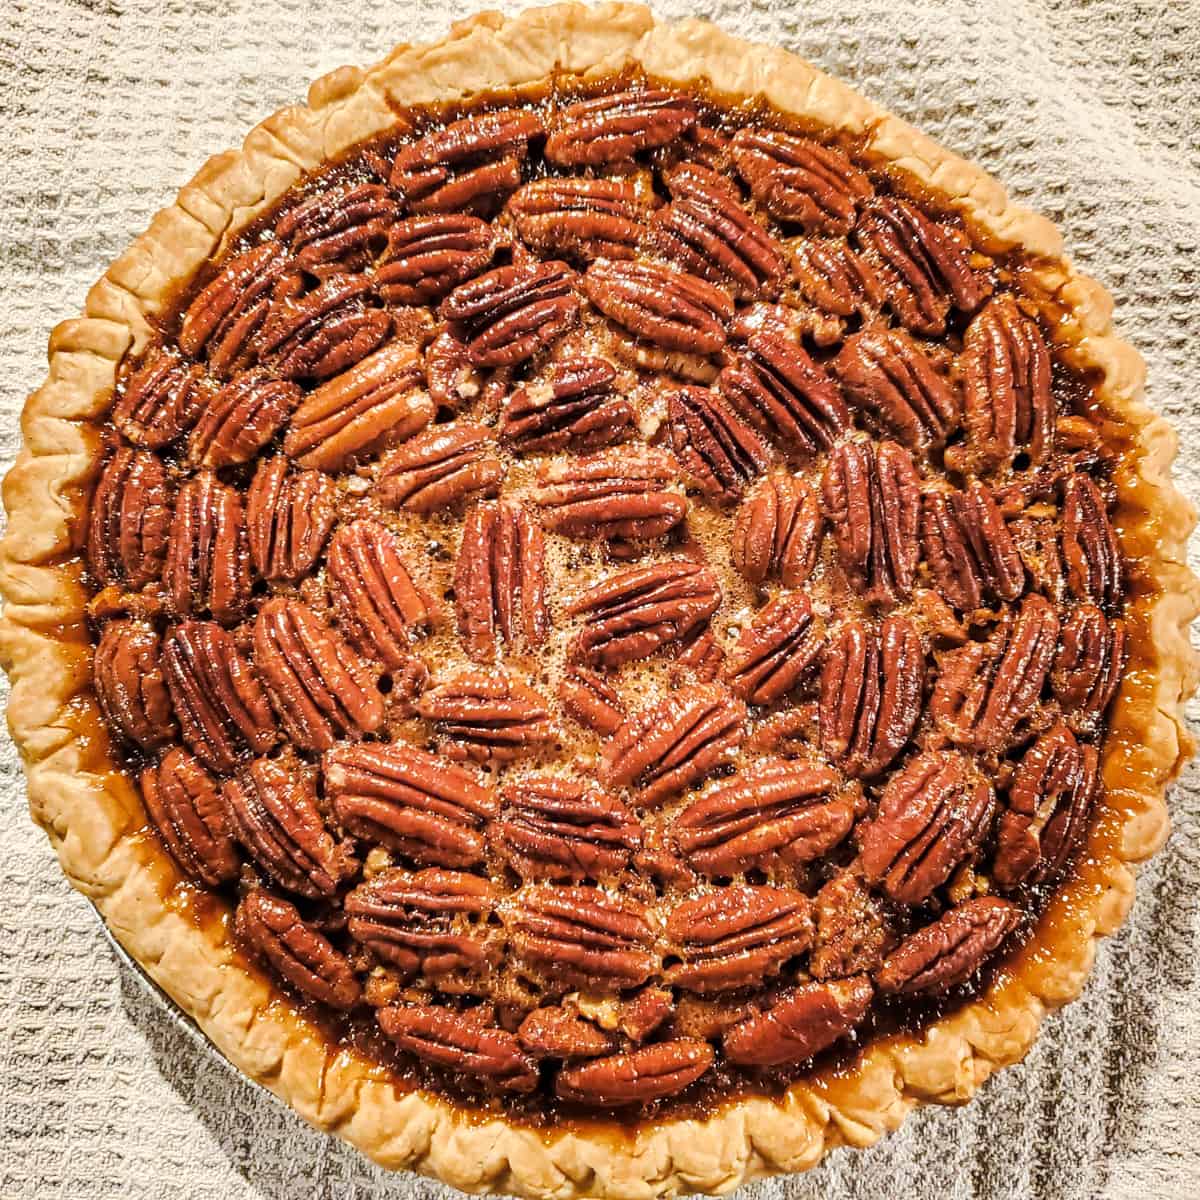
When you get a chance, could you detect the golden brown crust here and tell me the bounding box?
[1,4,1196,1194]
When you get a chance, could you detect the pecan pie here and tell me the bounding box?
[2,5,1197,1196]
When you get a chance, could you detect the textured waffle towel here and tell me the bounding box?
[1,1,1198,1197]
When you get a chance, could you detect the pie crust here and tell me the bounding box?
[2,4,1198,1194]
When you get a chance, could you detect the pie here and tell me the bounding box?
[2,3,1198,1193]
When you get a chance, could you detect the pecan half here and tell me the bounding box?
[254,598,385,751]
[283,342,432,471]
[326,741,498,867]
[731,130,872,233]
[416,669,558,764]
[822,439,921,605]
[455,500,548,661]
[834,328,959,449]
[674,758,859,875]
[161,621,276,774]
[731,472,823,588]
[222,755,355,897]
[112,351,211,449]
[545,89,698,166]
[875,896,1022,996]
[492,776,642,881]
[531,445,686,541]
[648,162,789,299]
[1062,475,1123,611]
[555,1040,713,1105]
[1052,603,1127,725]
[718,331,849,455]
[390,109,543,214]
[959,295,1053,470]
[676,627,725,682]
[87,447,171,589]
[602,683,746,806]
[921,482,1025,612]
[140,748,238,886]
[275,182,397,274]
[819,615,924,778]
[245,456,337,583]
[666,885,812,993]
[723,976,873,1066]
[584,259,733,355]
[327,519,432,670]
[518,1006,617,1059]
[439,260,580,367]
[508,885,658,989]
[724,590,823,704]
[94,620,176,750]
[499,357,634,455]
[507,177,651,262]
[256,274,391,381]
[929,595,1060,752]
[375,422,504,512]
[376,212,496,304]
[859,750,996,904]
[163,473,250,626]
[235,889,361,1010]
[790,239,885,344]
[345,868,497,978]
[809,871,893,979]
[854,197,989,335]
[667,386,771,502]
[994,722,1099,888]
[568,560,720,670]
[178,241,292,376]
[557,666,625,735]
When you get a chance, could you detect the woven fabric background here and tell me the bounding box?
[1,1,1198,1197]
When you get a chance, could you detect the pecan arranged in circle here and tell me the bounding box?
[859,750,996,904]
[929,594,1059,752]
[345,868,498,979]
[162,621,276,774]
[673,758,860,875]
[833,327,959,449]
[375,421,504,512]
[245,456,336,583]
[235,889,361,1010]
[508,885,658,989]
[731,472,823,588]
[507,177,652,261]
[417,669,558,764]
[822,439,921,605]
[1052,603,1127,726]
[819,615,924,778]
[854,197,989,334]
[723,590,824,704]
[499,357,634,455]
[1062,474,1123,611]
[283,342,432,471]
[723,334,849,459]
[140,748,238,887]
[667,386,771,502]
[790,238,885,345]
[492,776,642,882]
[557,666,626,736]
[439,260,580,367]
[94,619,176,750]
[254,597,385,751]
[87,447,171,590]
[994,722,1099,888]
[602,683,746,806]
[666,885,812,993]
[455,500,548,661]
[376,212,496,304]
[222,754,355,898]
[327,519,432,670]
[163,473,250,625]
[275,182,398,275]
[731,129,872,233]
[390,108,544,214]
[555,1039,713,1105]
[531,445,686,541]
[325,741,498,868]
[568,560,721,670]
[518,1005,617,1060]
[112,351,211,449]
[875,896,1022,997]
[921,481,1025,613]
[545,89,698,166]
[723,975,873,1066]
